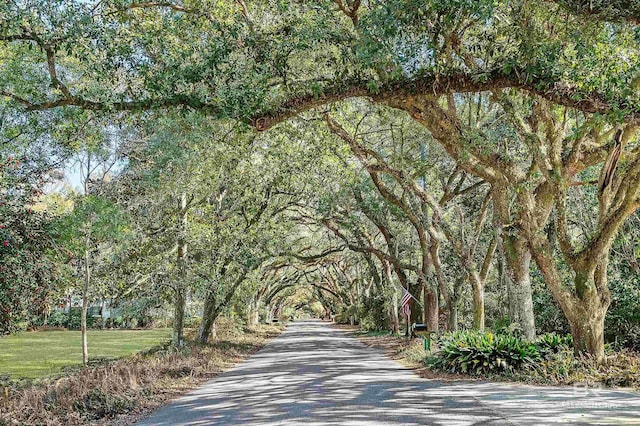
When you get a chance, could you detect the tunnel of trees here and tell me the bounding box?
[1,0,640,364]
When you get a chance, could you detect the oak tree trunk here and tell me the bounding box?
[172,286,186,346]
[568,307,606,361]
[448,303,459,332]
[469,273,485,331]
[390,286,400,334]
[81,247,90,366]
[198,291,217,344]
[423,283,438,332]
[568,262,610,362]
[248,298,260,326]
[503,237,536,339]
[172,192,188,347]
[529,235,611,362]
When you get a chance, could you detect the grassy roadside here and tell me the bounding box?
[0,329,172,379]
[341,325,640,390]
[337,325,469,382]
[0,324,284,426]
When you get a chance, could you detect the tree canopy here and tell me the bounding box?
[1,0,640,362]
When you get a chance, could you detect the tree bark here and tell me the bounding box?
[423,283,438,332]
[503,235,536,339]
[198,291,217,344]
[390,287,400,334]
[172,286,186,346]
[199,270,252,343]
[533,239,610,361]
[382,260,400,334]
[567,302,607,360]
[247,297,260,326]
[448,303,459,332]
[469,273,485,331]
[172,192,188,346]
[81,246,90,366]
[430,239,452,330]
[405,307,411,337]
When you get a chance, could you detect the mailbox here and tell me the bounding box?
[412,323,428,334]
[412,323,433,351]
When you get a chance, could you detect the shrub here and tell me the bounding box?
[522,347,640,388]
[72,389,136,420]
[606,276,640,350]
[46,311,69,328]
[596,350,640,388]
[333,308,351,324]
[425,330,640,390]
[492,316,524,337]
[183,315,202,329]
[427,330,541,375]
[534,332,573,357]
[67,308,82,330]
[90,317,104,329]
[216,316,244,336]
[111,316,124,329]
[358,295,388,332]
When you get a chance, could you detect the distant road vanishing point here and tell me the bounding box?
[137,320,640,425]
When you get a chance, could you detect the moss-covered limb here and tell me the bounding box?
[551,0,640,24]
[253,66,640,132]
[575,131,640,265]
[4,65,637,130]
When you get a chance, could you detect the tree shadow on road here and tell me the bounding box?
[138,320,640,426]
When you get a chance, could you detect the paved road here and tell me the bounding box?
[137,320,640,425]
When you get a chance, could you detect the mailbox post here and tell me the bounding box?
[412,323,433,351]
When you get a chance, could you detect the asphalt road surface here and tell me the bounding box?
[137,320,640,425]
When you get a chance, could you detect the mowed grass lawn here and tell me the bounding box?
[0,328,171,378]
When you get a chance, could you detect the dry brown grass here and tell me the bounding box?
[0,323,283,426]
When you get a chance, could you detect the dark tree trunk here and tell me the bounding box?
[172,192,189,347]
[423,283,438,332]
[172,286,186,346]
[198,291,217,344]
[81,247,90,366]
[390,286,400,334]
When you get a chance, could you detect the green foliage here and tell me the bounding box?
[46,311,70,328]
[67,308,82,330]
[183,314,202,329]
[333,307,352,325]
[492,315,524,337]
[535,332,573,356]
[428,330,577,377]
[357,295,388,331]
[428,331,537,375]
[56,195,128,255]
[532,271,571,335]
[1,0,640,370]
[606,272,640,350]
[0,154,64,334]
